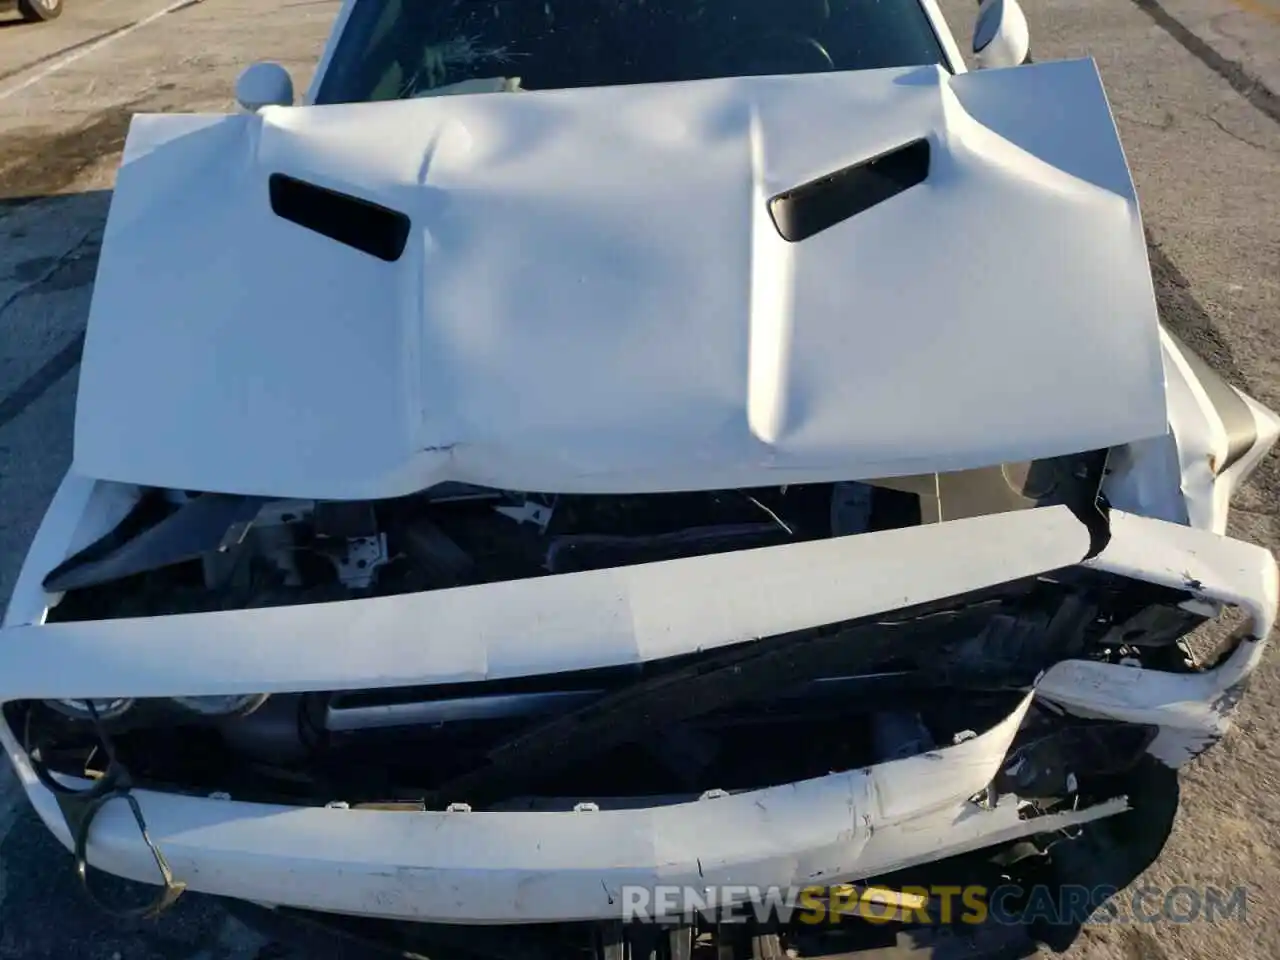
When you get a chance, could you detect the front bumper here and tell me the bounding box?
[1,692,1128,924]
[0,477,1274,924]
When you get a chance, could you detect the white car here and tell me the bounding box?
[2,0,1277,957]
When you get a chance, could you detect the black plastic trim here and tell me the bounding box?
[268,173,410,262]
[768,138,930,243]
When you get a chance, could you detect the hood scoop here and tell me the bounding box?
[269,173,411,262]
[770,137,931,243]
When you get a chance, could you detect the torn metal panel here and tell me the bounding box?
[41,494,266,594]
[2,474,144,628]
[1040,510,1279,764]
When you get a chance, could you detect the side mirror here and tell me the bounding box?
[235,62,295,112]
[973,0,1031,69]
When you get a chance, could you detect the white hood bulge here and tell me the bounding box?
[75,58,1167,499]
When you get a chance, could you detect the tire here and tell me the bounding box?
[17,0,63,21]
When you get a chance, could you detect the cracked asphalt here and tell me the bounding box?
[0,0,1278,958]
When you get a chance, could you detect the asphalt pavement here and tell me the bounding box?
[0,0,1278,957]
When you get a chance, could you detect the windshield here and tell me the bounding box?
[315,0,951,105]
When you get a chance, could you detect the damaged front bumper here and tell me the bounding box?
[0,493,1274,928]
[1,690,1123,924]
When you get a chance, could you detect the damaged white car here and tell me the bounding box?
[2,0,1278,957]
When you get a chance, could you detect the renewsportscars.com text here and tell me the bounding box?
[620,884,1248,927]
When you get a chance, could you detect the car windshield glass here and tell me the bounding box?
[315,0,950,105]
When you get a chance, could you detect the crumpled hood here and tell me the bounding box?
[74,58,1167,499]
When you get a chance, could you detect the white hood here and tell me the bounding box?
[74,58,1167,499]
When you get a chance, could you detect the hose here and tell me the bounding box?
[23,702,187,918]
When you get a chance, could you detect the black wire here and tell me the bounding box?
[71,788,187,919]
[295,693,331,758]
[22,705,120,799]
[23,702,186,918]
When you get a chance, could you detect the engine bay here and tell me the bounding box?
[43,451,1111,624]
[20,450,1211,807]
[43,480,917,622]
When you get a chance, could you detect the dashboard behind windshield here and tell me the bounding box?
[315,0,952,105]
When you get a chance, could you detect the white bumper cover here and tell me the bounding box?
[0,691,1127,924]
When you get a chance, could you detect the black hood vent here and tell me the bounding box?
[769,138,931,243]
[269,173,411,262]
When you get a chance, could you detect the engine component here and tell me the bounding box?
[313,502,378,539]
[215,694,317,766]
[996,720,1157,801]
[401,518,475,587]
[45,698,135,722]
[170,694,270,717]
[324,689,603,731]
[546,523,784,573]
[870,710,935,761]
[829,481,875,536]
[495,494,557,531]
[324,534,388,589]
[247,499,315,587]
